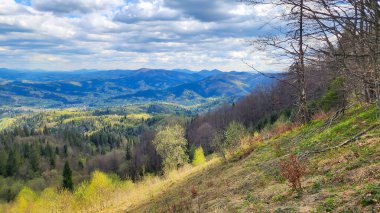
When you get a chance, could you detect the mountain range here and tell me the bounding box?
[0,68,278,108]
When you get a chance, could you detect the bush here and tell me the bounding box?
[212,121,247,159]
[224,121,246,149]
[11,187,37,213]
[192,146,206,166]
[86,171,113,197]
[279,154,306,192]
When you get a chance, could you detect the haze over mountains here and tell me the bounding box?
[0,68,277,108]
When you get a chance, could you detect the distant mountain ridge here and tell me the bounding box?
[0,68,279,108]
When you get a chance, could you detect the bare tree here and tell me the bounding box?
[243,0,380,112]
[242,0,313,123]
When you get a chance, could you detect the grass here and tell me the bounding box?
[125,104,380,212]
[1,104,380,212]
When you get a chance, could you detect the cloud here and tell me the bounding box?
[31,0,124,14]
[0,23,32,34]
[0,0,32,15]
[164,0,234,22]
[114,0,179,23]
[0,0,288,72]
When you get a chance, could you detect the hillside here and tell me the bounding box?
[111,105,380,212]
[110,105,380,212]
[113,72,277,101]
[3,104,379,212]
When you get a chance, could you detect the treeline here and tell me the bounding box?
[0,112,168,201]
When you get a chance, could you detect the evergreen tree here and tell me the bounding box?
[5,149,20,177]
[62,161,74,191]
[0,150,7,176]
[45,143,55,168]
[30,145,40,172]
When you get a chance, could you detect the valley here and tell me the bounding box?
[0,68,276,109]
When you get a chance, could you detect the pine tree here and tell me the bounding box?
[30,145,40,172]
[0,150,7,176]
[45,143,55,168]
[62,161,74,191]
[6,149,20,177]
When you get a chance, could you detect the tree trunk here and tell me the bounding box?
[373,0,380,108]
[298,0,310,123]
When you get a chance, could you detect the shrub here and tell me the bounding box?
[279,154,306,192]
[11,187,37,213]
[86,170,113,197]
[224,121,246,150]
[212,121,247,159]
[192,146,206,166]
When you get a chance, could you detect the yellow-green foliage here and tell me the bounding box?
[86,171,113,200]
[0,158,219,213]
[153,125,189,173]
[70,170,117,210]
[0,171,132,212]
[10,187,37,213]
[192,146,206,166]
[126,113,152,120]
[0,117,17,131]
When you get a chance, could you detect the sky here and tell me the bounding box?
[0,0,286,72]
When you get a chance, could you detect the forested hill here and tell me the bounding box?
[0,68,277,108]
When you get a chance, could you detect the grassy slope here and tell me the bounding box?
[112,105,380,212]
[1,105,379,212]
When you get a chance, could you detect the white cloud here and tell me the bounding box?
[114,0,179,23]
[0,0,288,72]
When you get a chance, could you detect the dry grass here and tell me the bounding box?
[99,157,221,212]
